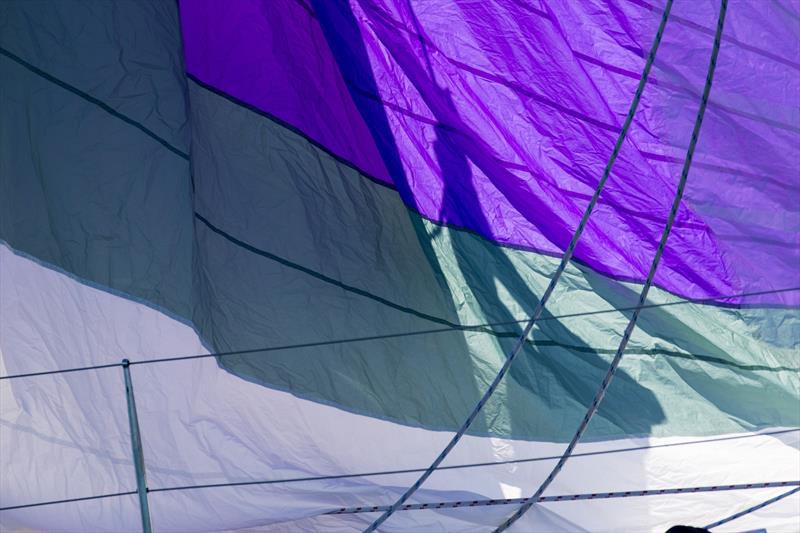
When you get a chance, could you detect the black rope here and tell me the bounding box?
[493,1,729,530]
[1,3,791,529]
[6,482,796,517]
[3,433,795,514]
[1,286,795,382]
[0,491,136,512]
[328,481,800,515]
[0,362,123,381]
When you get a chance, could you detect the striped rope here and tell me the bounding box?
[362,2,675,531]
[4,481,794,516]
[493,2,728,531]
[705,486,800,530]
[143,429,797,495]
[328,481,799,515]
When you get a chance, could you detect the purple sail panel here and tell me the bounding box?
[335,0,728,297]
[668,0,800,306]
[179,0,799,305]
[179,0,392,185]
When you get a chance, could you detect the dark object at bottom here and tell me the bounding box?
[666,527,711,533]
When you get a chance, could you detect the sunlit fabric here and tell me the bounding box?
[1,1,798,532]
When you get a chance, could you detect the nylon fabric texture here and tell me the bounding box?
[0,1,798,532]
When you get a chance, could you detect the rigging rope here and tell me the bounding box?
[0,491,136,512]
[492,1,728,531]
[1,286,794,382]
[363,1,675,530]
[142,429,797,495]
[4,481,796,515]
[705,486,800,529]
[329,481,800,515]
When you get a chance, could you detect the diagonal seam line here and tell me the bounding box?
[188,76,797,311]
[186,73,391,188]
[363,1,676,530]
[0,9,788,526]
[494,2,729,531]
[196,212,799,374]
[0,46,189,161]
[195,212,462,329]
[705,486,800,529]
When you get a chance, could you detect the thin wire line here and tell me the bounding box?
[0,491,136,512]
[124,287,800,372]
[328,481,800,515]
[1,285,794,382]
[705,486,800,529]
[144,428,798,494]
[493,2,728,531]
[4,481,795,517]
[0,287,800,380]
[363,1,676,530]
[121,286,800,368]
[0,362,122,381]
[0,5,788,531]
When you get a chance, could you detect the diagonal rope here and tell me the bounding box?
[492,2,728,531]
[363,2,675,530]
[704,486,800,529]
[5,481,795,516]
[329,481,800,515]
